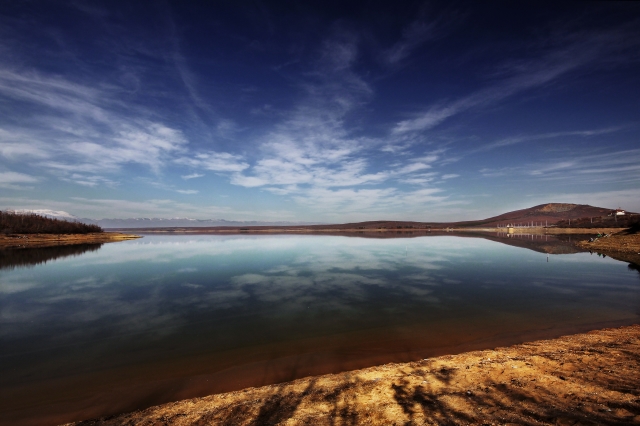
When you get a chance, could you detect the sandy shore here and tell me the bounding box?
[0,232,141,248]
[66,325,640,425]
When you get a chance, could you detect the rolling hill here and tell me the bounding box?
[101,203,634,231]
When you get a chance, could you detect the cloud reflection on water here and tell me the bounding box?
[0,235,636,348]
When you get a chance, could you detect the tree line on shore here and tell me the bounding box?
[0,211,103,234]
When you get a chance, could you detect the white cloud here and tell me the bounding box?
[396,162,431,174]
[175,152,249,172]
[289,186,452,221]
[181,173,204,180]
[0,69,107,121]
[0,24,457,218]
[0,171,38,184]
[0,129,50,159]
[212,32,457,218]
[400,176,435,185]
[225,34,383,193]
[0,171,38,189]
[0,65,193,187]
[61,173,118,188]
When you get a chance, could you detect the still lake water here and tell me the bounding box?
[1,234,638,425]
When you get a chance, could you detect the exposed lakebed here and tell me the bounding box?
[1,234,638,425]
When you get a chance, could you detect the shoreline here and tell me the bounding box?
[576,231,640,254]
[109,226,626,233]
[0,232,141,248]
[3,227,637,261]
[66,324,640,425]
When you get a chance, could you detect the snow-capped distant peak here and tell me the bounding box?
[11,209,80,221]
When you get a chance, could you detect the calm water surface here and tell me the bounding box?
[1,234,638,425]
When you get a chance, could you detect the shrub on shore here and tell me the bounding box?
[0,211,103,234]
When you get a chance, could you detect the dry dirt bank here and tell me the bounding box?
[0,232,141,248]
[576,232,640,255]
[68,325,640,426]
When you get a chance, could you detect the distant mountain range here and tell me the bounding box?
[84,218,322,228]
[6,210,321,228]
[8,203,632,230]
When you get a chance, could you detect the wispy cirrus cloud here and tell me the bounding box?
[61,173,118,188]
[383,19,438,65]
[175,152,248,173]
[0,171,39,190]
[228,34,384,192]
[291,186,455,221]
[181,173,204,180]
[392,27,640,135]
[221,31,453,217]
[0,128,50,159]
[382,6,462,65]
[0,68,188,177]
[0,64,247,189]
[480,148,640,185]
[1,2,636,222]
[474,127,625,153]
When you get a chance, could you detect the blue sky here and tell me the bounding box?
[1,1,639,222]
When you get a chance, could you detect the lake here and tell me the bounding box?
[1,234,638,425]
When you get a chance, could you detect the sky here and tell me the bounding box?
[0,1,639,222]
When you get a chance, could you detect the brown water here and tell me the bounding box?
[0,234,638,425]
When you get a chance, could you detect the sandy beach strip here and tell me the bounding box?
[66,324,640,425]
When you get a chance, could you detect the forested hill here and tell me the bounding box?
[0,211,103,234]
